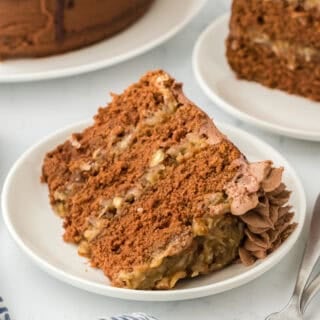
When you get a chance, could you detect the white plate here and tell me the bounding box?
[193,14,320,141]
[2,121,306,301]
[0,0,206,83]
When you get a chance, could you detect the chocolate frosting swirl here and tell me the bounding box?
[225,158,297,266]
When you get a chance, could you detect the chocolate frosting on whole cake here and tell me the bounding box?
[55,0,65,41]
[0,0,154,59]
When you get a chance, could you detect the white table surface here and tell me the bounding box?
[1,1,320,319]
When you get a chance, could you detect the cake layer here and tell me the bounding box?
[0,0,153,59]
[42,70,296,289]
[229,0,320,50]
[226,36,320,101]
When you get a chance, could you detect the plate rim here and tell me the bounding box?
[1,120,306,301]
[0,0,207,83]
[193,13,320,141]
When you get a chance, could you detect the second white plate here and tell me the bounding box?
[2,121,306,301]
[193,14,320,141]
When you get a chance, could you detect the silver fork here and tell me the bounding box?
[301,271,320,312]
[265,194,320,320]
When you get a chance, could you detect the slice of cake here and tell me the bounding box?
[226,0,320,101]
[41,70,296,290]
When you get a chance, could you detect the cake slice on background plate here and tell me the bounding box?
[226,0,320,101]
[42,70,296,290]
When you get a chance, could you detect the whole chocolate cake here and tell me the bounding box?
[0,0,153,60]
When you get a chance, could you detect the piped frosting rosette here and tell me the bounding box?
[225,158,297,266]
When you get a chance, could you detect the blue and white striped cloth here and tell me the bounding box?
[0,297,10,320]
[0,297,156,320]
[110,313,158,320]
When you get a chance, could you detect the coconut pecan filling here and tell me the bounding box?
[116,214,243,290]
[229,29,320,71]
